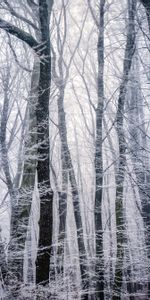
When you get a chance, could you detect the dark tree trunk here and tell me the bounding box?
[56,89,68,276]
[113,1,136,298]
[35,0,53,285]
[0,0,54,289]
[0,0,53,290]
[94,1,105,299]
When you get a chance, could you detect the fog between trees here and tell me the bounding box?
[0,0,149,299]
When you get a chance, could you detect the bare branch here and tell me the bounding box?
[7,34,32,73]
[87,0,99,28]
[0,18,38,50]
[3,0,39,31]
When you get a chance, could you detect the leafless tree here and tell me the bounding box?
[0,0,54,294]
[112,0,136,298]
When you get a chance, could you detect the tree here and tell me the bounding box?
[0,0,54,293]
[0,0,149,298]
[94,0,105,299]
[51,3,89,297]
[113,0,136,298]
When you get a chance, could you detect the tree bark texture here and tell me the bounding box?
[35,0,53,285]
[94,1,105,299]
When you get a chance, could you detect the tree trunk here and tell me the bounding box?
[113,1,136,298]
[35,0,53,285]
[7,57,40,287]
[56,88,68,276]
[57,87,88,297]
[128,53,150,297]
[0,0,54,289]
[51,24,88,291]
[94,1,105,299]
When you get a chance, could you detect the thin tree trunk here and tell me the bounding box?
[56,87,88,297]
[56,88,68,276]
[0,71,19,293]
[51,19,88,290]
[94,1,105,299]
[112,1,136,298]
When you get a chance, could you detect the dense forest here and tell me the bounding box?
[0,0,149,299]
